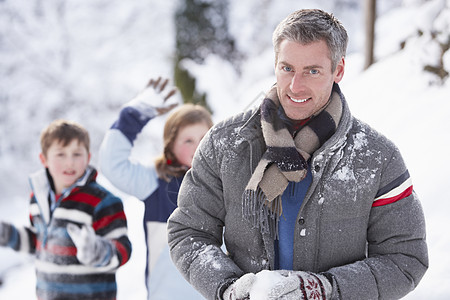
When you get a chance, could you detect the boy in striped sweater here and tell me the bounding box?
[0,119,131,300]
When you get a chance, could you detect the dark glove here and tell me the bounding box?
[0,221,11,246]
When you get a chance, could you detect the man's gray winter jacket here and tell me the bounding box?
[167,90,428,300]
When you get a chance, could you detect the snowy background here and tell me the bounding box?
[1,0,449,299]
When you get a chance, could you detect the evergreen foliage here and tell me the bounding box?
[174,0,240,107]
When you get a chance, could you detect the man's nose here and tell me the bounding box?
[290,73,305,94]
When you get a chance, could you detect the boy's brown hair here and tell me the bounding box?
[40,119,90,157]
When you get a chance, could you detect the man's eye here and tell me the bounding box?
[309,69,319,75]
[282,66,292,72]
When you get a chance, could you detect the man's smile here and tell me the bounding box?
[289,95,311,103]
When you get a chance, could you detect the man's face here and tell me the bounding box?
[275,39,345,121]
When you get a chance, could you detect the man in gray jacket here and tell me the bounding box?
[167,9,428,300]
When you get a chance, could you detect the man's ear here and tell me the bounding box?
[334,57,345,83]
[39,153,47,167]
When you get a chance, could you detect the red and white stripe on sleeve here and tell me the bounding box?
[373,170,413,207]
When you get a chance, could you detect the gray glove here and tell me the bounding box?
[67,224,113,267]
[0,221,11,246]
[267,270,332,300]
[125,77,179,118]
[223,273,256,300]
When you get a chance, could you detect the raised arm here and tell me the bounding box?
[99,78,178,199]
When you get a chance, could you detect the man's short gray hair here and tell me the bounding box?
[272,9,348,71]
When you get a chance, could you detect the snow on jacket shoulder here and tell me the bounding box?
[167,91,428,300]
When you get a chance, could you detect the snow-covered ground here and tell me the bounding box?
[1,0,449,299]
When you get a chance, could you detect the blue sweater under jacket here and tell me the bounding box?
[276,166,312,270]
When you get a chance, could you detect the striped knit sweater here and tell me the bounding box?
[2,166,131,300]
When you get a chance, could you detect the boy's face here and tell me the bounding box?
[39,139,91,195]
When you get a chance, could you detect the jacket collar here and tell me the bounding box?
[28,166,96,224]
[237,106,263,141]
[238,84,352,155]
[320,84,353,155]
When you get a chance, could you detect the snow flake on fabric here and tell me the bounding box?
[214,127,245,152]
[250,256,268,267]
[204,126,246,165]
[323,127,380,205]
[333,165,356,182]
[353,131,368,151]
[196,243,224,271]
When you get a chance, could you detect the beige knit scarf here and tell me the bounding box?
[242,84,343,238]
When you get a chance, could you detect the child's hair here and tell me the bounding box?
[40,119,90,156]
[155,104,213,181]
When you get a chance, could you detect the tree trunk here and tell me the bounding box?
[364,0,376,69]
